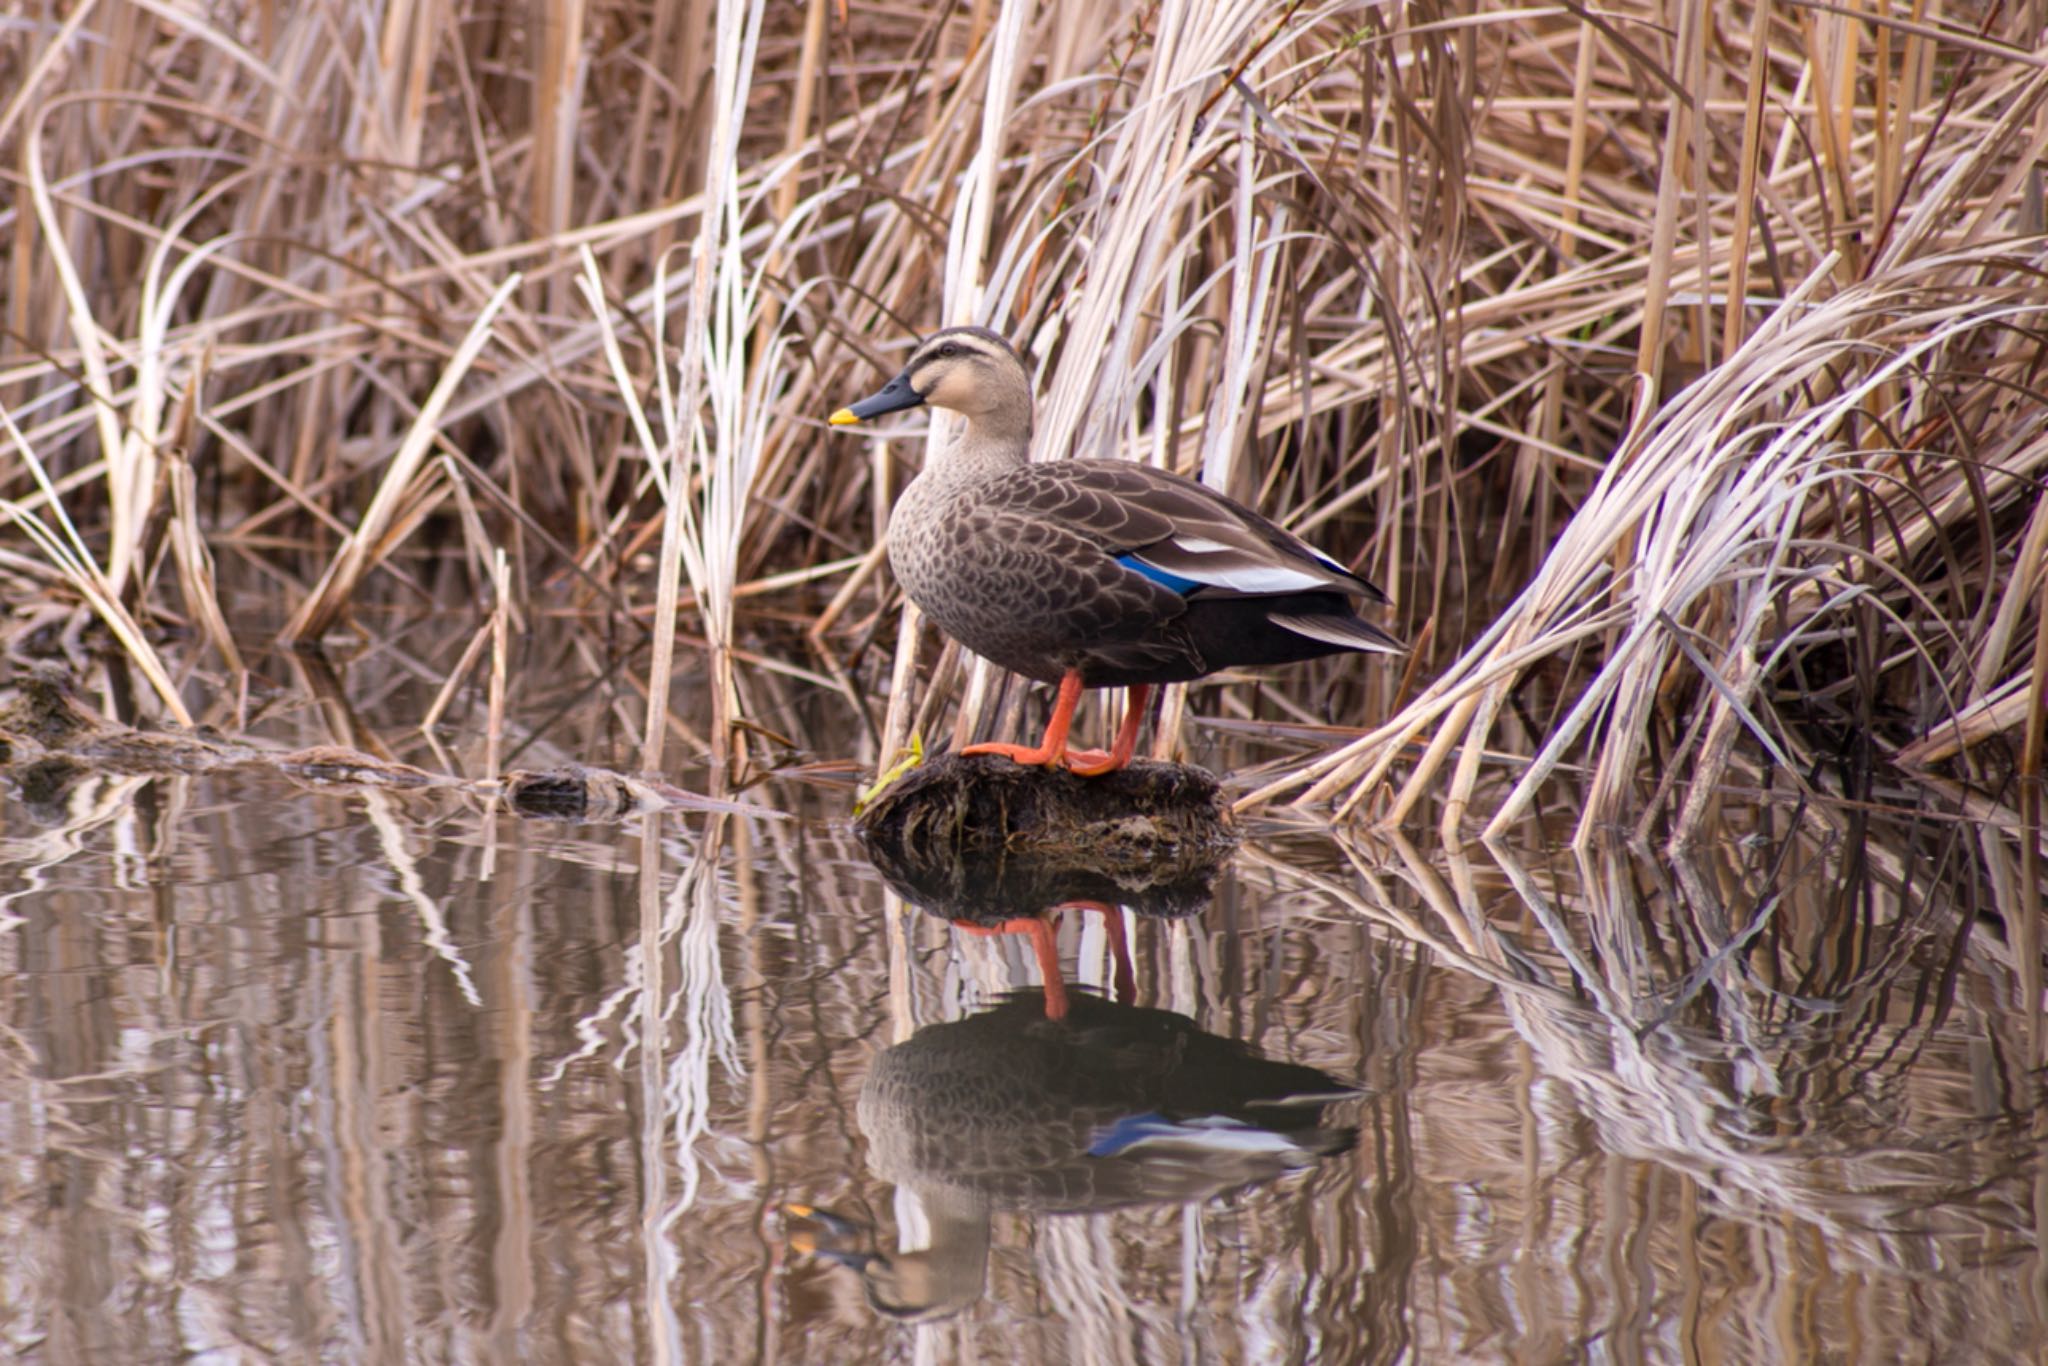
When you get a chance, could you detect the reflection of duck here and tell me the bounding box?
[789,990,1355,1322]
[829,326,1404,774]
[948,900,1129,1022]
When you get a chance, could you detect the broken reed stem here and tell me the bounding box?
[2019,560,2048,1063]
[486,545,511,784]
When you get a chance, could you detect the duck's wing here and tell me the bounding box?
[991,460,1389,604]
[915,489,1204,680]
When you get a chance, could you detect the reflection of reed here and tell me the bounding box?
[792,989,1355,1323]
[1251,812,2045,1261]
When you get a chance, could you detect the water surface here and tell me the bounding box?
[0,651,2041,1364]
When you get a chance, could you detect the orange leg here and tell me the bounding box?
[962,674,1152,775]
[1066,684,1151,777]
[962,670,1084,768]
[1107,911,1134,1003]
[953,913,1070,1020]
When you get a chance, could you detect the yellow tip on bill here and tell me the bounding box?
[828,408,860,426]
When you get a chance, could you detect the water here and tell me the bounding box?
[0,653,2042,1363]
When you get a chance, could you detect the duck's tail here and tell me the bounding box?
[1267,611,1407,655]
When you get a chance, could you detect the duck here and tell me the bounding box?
[829,325,1404,774]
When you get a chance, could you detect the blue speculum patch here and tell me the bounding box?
[1116,553,1202,595]
[1087,1112,1174,1156]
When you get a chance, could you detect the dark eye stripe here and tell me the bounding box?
[912,334,999,370]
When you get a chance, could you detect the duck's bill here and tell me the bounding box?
[782,1202,877,1268]
[829,371,924,425]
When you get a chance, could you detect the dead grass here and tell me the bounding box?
[0,0,2043,838]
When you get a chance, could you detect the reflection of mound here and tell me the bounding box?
[854,751,1235,923]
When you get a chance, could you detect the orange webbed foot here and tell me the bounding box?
[960,739,1065,768]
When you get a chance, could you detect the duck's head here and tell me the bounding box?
[783,1201,987,1323]
[830,326,1031,433]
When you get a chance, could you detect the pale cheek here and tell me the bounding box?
[930,374,977,412]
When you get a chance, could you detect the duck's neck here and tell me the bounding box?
[967,381,1035,455]
[911,408,1032,499]
[874,1199,993,1320]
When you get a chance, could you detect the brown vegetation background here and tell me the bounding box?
[2,0,2045,838]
